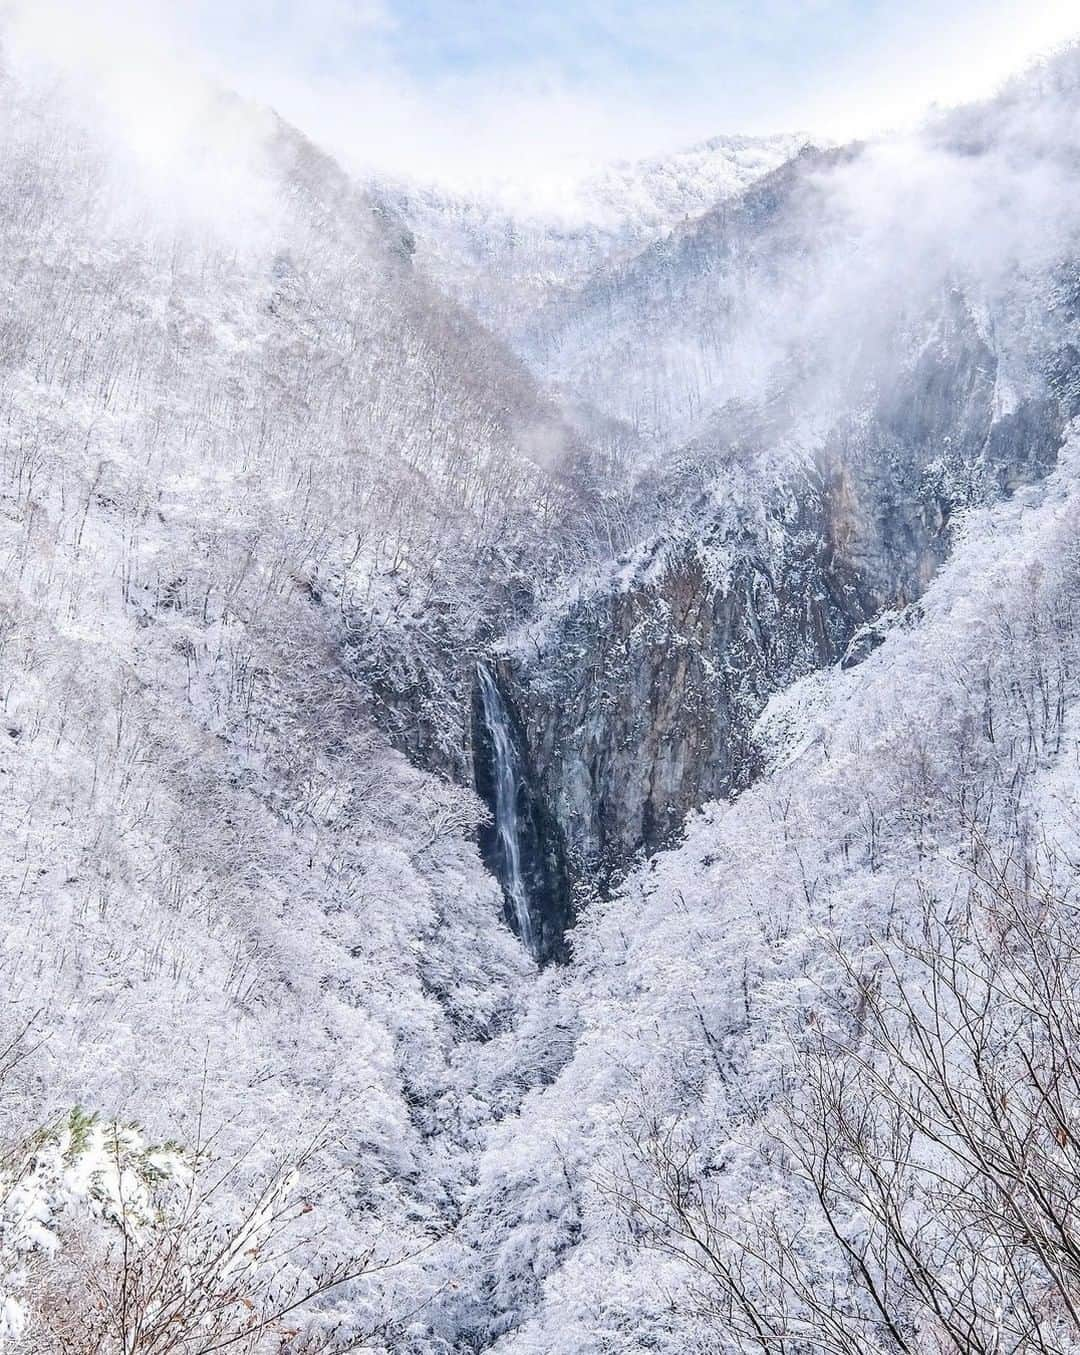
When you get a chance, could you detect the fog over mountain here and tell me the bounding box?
[2,16,1080,1355]
[370,132,812,336]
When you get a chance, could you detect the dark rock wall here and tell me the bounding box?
[502,293,1071,910]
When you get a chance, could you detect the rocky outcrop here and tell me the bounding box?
[505,501,855,884]
[500,291,1071,910]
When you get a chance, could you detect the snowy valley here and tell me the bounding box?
[1,24,1080,1355]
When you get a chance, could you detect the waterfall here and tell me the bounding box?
[476,663,538,959]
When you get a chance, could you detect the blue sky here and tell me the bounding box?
[10,0,1080,193]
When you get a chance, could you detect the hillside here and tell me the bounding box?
[0,51,594,1345]
[371,133,809,340]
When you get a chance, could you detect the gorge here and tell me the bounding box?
[3,21,1080,1355]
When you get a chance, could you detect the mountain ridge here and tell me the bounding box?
[368,130,814,339]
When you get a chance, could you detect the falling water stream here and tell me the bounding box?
[476,663,539,959]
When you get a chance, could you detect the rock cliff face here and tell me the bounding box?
[505,497,849,885]
[497,291,1070,920]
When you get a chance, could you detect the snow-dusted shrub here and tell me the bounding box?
[3,1109,378,1354]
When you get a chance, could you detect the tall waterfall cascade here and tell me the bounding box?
[475,664,539,959]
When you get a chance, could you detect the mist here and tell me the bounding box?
[6,0,1080,208]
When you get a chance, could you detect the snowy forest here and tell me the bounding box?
[3,9,1080,1354]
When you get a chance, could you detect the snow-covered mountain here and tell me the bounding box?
[371,132,810,338]
[0,53,598,1344]
[4,24,1080,1355]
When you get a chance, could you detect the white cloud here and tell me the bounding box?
[3,0,1079,199]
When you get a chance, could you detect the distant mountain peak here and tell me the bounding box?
[371,129,817,335]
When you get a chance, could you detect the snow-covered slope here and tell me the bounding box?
[512,54,1080,450]
[372,133,810,338]
[0,53,595,1347]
